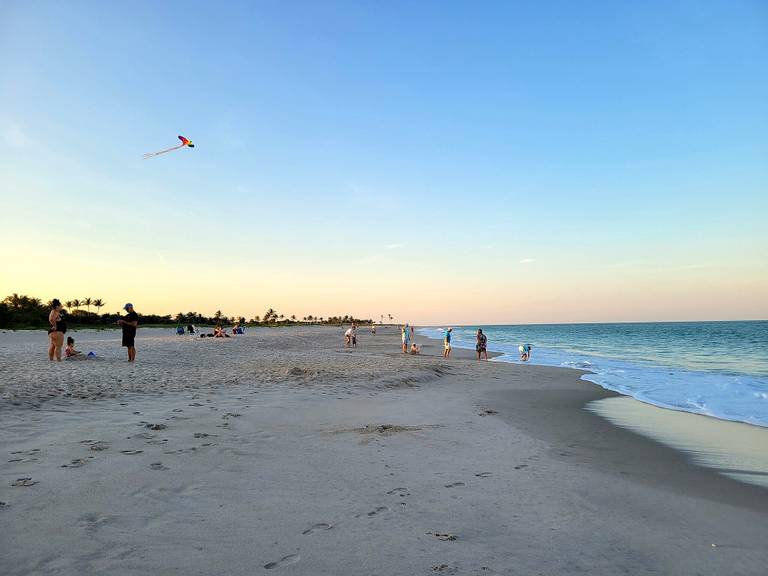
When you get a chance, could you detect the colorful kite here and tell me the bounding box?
[143,135,195,159]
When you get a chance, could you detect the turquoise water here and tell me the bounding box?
[418,321,768,427]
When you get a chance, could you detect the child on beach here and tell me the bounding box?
[519,344,532,361]
[410,343,420,355]
[443,328,452,358]
[65,337,81,359]
[65,337,96,360]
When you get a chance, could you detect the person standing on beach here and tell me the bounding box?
[47,299,67,361]
[476,329,488,361]
[117,303,139,362]
[443,327,452,358]
[402,323,411,353]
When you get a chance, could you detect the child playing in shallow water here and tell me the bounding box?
[410,343,420,355]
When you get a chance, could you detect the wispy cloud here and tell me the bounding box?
[386,243,405,250]
[519,258,536,264]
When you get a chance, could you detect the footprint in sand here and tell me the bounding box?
[302,522,333,535]
[386,487,410,497]
[444,482,465,488]
[367,506,390,517]
[264,554,300,569]
[514,464,528,470]
[88,441,109,452]
[121,450,143,455]
[61,458,87,468]
[145,423,167,431]
[150,462,168,471]
[428,532,457,541]
[478,409,498,417]
[475,472,492,478]
[78,512,112,532]
[11,478,38,487]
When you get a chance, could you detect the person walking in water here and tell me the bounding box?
[476,328,488,361]
[117,303,139,362]
[519,344,532,362]
[47,299,67,361]
[443,327,452,358]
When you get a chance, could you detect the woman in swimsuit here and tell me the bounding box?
[48,299,67,361]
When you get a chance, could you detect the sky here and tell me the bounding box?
[1,0,766,325]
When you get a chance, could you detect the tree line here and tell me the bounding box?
[0,293,375,329]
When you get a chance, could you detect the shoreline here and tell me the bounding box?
[1,326,766,574]
[419,330,768,491]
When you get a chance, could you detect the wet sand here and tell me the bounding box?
[0,326,766,575]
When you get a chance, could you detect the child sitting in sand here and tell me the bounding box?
[65,337,96,359]
[65,337,81,359]
[410,343,420,355]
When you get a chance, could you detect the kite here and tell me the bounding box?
[143,135,195,159]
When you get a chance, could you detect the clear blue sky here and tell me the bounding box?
[1,1,766,323]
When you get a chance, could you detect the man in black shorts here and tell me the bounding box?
[117,303,139,362]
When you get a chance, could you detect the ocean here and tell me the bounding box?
[418,321,768,427]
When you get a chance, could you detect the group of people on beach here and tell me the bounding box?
[414,325,532,362]
[47,299,139,362]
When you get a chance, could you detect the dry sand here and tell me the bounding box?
[0,326,766,575]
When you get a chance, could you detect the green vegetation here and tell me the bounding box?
[0,293,374,329]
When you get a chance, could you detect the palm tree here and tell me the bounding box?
[71,299,81,317]
[278,314,285,322]
[290,315,296,322]
[83,297,93,319]
[214,310,223,322]
[93,298,105,317]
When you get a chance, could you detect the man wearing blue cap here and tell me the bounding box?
[117,303,139,362]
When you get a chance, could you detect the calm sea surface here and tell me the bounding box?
[418,321,768,427]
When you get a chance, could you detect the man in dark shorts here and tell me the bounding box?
[476,328,488,361]
[117,303,139,362]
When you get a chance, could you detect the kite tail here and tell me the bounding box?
[142,143,184,159]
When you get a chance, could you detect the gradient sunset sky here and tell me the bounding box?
[1,1,766,325]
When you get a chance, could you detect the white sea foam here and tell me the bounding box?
[418,325,768,427]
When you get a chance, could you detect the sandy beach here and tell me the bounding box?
[1,326,766,575]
